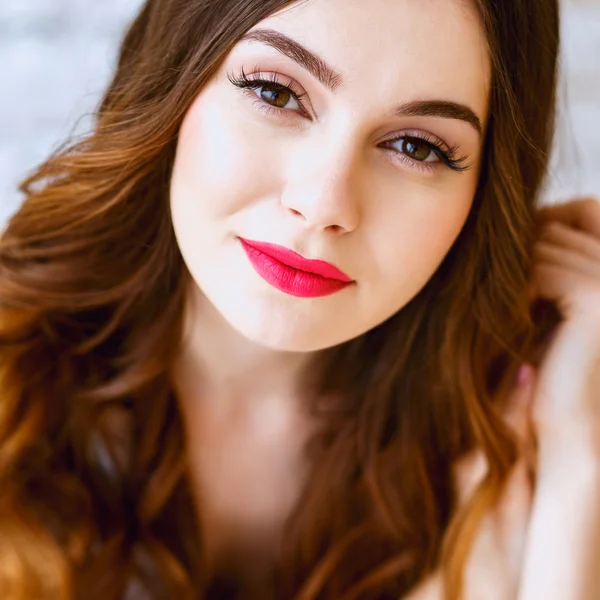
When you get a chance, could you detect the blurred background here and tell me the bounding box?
[1,0,599,226]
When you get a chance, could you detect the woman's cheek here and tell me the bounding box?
[174,92,284,220]
[376,188,472,285]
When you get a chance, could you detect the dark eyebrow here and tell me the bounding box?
[240,28,483,137]
[240,28,343,92]
[393,100,483,136]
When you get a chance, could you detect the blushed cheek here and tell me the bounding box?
[175,98,242,216]
[174,92,285,221]
[376,190,473,293]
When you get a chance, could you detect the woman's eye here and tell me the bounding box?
[382,133,471,173]
[227,70,308,116]
[254,83,302,112]
[394,137,439,163]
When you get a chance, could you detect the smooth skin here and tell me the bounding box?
[170,0,490,587]
[167,0,600,594]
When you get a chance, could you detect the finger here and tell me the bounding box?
[534,240,600,279]
[494,459,534,545]
[504,364,538,482]
[453,449,488,508]
[535,197,600,237]
[539,220,600,262]
[531,261,600,313]
[492,459,534,578]
[503,365,535,445]
[490,459,534,583]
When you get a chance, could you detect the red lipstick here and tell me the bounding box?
[239,237,353,298]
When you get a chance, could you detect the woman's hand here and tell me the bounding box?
[516,196,600,600]
[529,197,600,460]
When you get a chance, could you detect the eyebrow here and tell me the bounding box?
[240,28,344,92]
[239,28,484,137]
[393,100,483,136]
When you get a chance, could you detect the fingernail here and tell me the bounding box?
[517,364,532,386]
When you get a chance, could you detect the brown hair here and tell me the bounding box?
[0,0,560,598]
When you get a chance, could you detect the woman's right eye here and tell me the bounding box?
[227,69,309,117]
[250,81,303,111]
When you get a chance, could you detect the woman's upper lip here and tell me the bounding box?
[239,237,353,282]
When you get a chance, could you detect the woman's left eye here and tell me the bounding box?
[393,138,438,163]
[228,69,308,116]
[382,133,471,173]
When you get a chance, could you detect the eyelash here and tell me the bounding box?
[227,67,471,174]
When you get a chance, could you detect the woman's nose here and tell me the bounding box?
[280,141,363,235]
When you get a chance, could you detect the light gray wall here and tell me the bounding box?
[0,0,143,224]
[1,0,599,226]
[550,1,600,200]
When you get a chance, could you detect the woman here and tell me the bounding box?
[0,0,598,598]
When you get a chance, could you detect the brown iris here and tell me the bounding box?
[259,84,290,108]
[401,138,432,161]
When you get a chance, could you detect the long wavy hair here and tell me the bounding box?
[0,0,560,598]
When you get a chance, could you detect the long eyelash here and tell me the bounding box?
[386,132,472,173]
[227,66,308,114]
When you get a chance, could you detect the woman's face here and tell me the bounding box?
[170,0,490,352]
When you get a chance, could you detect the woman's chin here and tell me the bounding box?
[218,301,348,353]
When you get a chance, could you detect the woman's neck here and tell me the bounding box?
[172,285,314,405]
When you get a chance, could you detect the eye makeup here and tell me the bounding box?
[227,66,473,175]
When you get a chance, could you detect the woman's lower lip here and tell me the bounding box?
[239,238,352,298]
